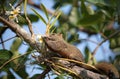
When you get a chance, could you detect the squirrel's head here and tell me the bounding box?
[42,33,63,42]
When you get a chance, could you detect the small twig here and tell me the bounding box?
[0,36,5,49]
[81,39,98,45]
[0,53,28,69]
[99,32,108,39]
[95,36,107,61]
[92,30,120,56]
[0,35,16,44]
[47,73,50,79]
[26,16,34,36]
[24,0,34,37]
[36,67,51,79]
[15,0,23,8]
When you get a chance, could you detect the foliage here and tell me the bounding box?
[0,0,120,78]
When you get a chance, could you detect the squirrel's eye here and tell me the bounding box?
[48,37,56,41]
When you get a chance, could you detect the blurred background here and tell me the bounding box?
[0,0,120,79]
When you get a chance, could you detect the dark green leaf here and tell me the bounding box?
[53,2,62,9]
[18,14,39,25]
[28,14,39,22]
[81,0,89,16]
[15,65,28,78]
[78,11,105,26]
[87,0,108,6]
[0,49,13,61]
[0,49,13,71]
[30,74,40,79]
[26,47,33,53]
[84,47,91,63]
[67,33,80,45]
[53,0,73,9]
[114,55,120,70]
[7,70,15,79]
[116,1,120,24]
[110,34,120,53]
[0,27,7,37]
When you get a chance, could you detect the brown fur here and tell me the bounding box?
[42,33,84,62]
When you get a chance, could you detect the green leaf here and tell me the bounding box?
[55,75,64,79]
[67,33,80,45]
[31,8,47,25]
[114,55,120,70]
[116,1,120,24]
[18,15,27,25]
[78,11,105,26]
[28,14,39,22]
[69,7,80,26]
[84,47,91,63]
[110,34,120,53]
[30,74,40,79]
[86,4,95,15]
[10,38,22,53]
[50,11,61,30]
[84,47,96,64]
[0,49,13,61]
[53,0,73,9]
[40,4,49,20]
[87,0,108,6]
[0,49,13,71]
[49,7,60,21]
[15,65,28,78]
[81,0,89,16]
[10,38,22,64]
[7,70,15,78]
[18,14,39,25]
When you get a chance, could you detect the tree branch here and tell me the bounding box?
[0,16,40,51]
[45,58,109,79]
[92,30,120,56]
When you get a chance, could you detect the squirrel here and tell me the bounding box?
[94,62,119,79]
[42,33,84,62]
[42,33,119,78]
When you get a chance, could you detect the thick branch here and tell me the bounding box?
[71,66,108,79]
[0,16,40,51]
[47,58,109,79]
